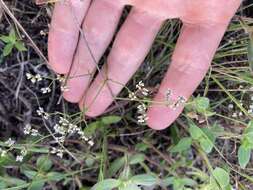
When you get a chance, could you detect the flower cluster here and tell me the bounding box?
[37,107,49,120]
[128,81,149,101]
[51,147,64,158]
[137,103,148,124]
[26,73,42,84]
[53,117,94,147]
[16,147,27,162]
[23,124,39,136]
[41,87,51,94]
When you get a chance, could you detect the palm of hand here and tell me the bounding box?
[48,0,241,129]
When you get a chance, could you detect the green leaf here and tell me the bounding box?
[212,167,230,188]
[15,41,27,51]
[189,122,202,139]
[199,137,214,153]
[91,179,121,190]
[101,116,122,125]
[29,181,45,190]
[170,137,192,153]
[0,181,6,189]
[129,153,145,165]
[108,157,125,177]
[120,183,141,190]
[0,35,11,43]
[47,172,65,181]
[36,155,52,172]
[23,170,37,179]
[238,145,251,169]
[194,97,210,112]
[84,121,102,137]
[131,174,157,186]
[9,29,16,42]
[3,43,14,56]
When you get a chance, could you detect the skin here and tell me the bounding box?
[48,0,242,130]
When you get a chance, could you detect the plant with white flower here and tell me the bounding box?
[61,85,69,92]
[136,81,149,96]
[54,124,66,136]
[31,129,39,136]
[56,74,65,82]
[26,73,42,84]
[37,107,49,120]
[23,124,31,135]
[51,147,64,158]
[137,103,148,124]
[16,155,23,162]
[5,138,15,147]
[41,87,51,94]
[129,91,137,101]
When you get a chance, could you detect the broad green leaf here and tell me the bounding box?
[15,41,27,51]
[129,153,145,165]
[1,176,26,186]
[9,29,16,43]
[23,170,37,179]
[0,35,11,43]
[189,122,202,139]
[29,181,45,190]
[162,177,174,186]
[238,145,251,169]
[194,97,210,112]
[36,155,52,172]
[85,157,95,167]
[91,179,121,190]
[101,116,122,125]
[131,174,157,186]
[3,43,14,56]
[108,157,125,177]
[212,167,230,188]
[199,137,214,153]
[135,143,148,152]
[47,172,65,181]
[84,121,102,137]
[170,137,192,153]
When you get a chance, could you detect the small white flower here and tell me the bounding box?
[54,124,66,135]
[26,73,33,79]
[232,112,237,118]
[239,112,243,116]
[35,74,42,81]
[228,104,234,109]
[31,129,39,136]
[24,124,31,135]
[26,73,42,84]
[37,107,44,116]
[37,107,49,120]
[61,85,69,92]
[5,138,15,147]
[56,149,63,158]
[41,87,51,94]
[20,148,27,156]
[56,74,65,82]
[88,140,94,147]
[16,155,23,162]
[129,92,137,101]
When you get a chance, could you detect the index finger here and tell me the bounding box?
[48,0,91,73]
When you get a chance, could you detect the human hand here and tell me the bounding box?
[48,0,241,130]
